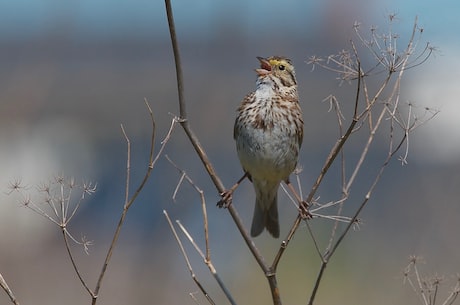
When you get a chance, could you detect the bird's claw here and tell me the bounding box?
[217,190,233,208]
[299,201,312,219]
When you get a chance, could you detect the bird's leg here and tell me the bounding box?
[217,172,249,208]
[284,179,311,219]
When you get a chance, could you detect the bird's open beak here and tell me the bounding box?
[255,56,271,76]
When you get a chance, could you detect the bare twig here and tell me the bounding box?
[164,210,216,305]
[61,228,95,298]
[165,156,210,259]
[443,277,460,305]
[92,102,156,305]
[7,176,97,299]
[166,155,237,305]
[176,221,236,305]
[0,273,19,305]
[305,16,437,305]
[273,60,362,273]
[164,1,279,303]
[6,102,159,305]
[403,256,460,305]
[162,5,437,305]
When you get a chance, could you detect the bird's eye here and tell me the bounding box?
[279,65,285,71]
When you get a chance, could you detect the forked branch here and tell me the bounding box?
[91,100,156,305]
[164,1,278,304]
[163,5,436,305]
[163,1,286,304]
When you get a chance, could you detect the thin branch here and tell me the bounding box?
[66,183,94,223]
[345,105,387,191]
[92,103,156,305]
[325,94,347,254]
[164,0,186,120]
[165,155,212,261]
[121,124,131,209]
[443,277,460,305]
[164,0,274,296]
[166,155,237,305]
[176,221,236,305]
[61,228,95,298]
[0,273,19,305]
[273,61,362,272]
[305,220,325,261]
[164,211,216,305]
[308,129,411,305]
[151,112,182,169]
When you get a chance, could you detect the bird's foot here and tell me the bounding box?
[299,201,312,219]
[217,190,233,208]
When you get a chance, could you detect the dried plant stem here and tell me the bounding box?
[403,256,460,305]
[307,20,424,303]
[163,5,437,305]
[165,156,239,305]
[176,220,236,305]
[164,0,280,303]
[308,136,401,305]
[0,273,19,305]
[273,62,362,273]
[164,211,216,305]
[91,102,156,305]
[61,228,95,298]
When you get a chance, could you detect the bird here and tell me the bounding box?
[233,56,303,238]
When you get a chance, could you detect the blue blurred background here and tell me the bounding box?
[1,0,459,304]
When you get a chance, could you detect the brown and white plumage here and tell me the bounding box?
[234,56,303,238]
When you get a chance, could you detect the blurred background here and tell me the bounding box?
[0,0,459,304]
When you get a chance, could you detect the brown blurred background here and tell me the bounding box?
[1,0,459,304]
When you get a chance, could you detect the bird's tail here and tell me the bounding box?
[251,186,279,238]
